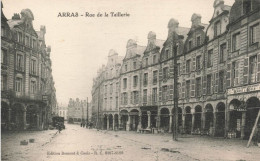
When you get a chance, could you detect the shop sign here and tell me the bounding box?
[228,84,260,95]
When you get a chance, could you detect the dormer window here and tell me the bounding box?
[214,21,221,37]
[243,0,252,14]
[153,55,157,63]
[188,40,192,50]
[133,61,136,69]
[196,36,201,46]
[145,58,148,66]
[125,64,127,71]
[165,49,169,59]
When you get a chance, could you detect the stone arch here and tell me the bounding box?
[1,101,9,130]
[130,109,139,131]
[11,103,26,129]
[245,97,260,139]
[194,105,202,133]
[215,102,226,137]
[119,109,129,131]
[204,103,214,134]
[160,108,170,132]
[184,106,192,134]
[114,114,119,130]
[108,114,113,130]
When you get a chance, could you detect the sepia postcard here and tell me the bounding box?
[1,0,260,160]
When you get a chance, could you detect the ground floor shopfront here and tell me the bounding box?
[101,94,260,140]
[1,98,50,131]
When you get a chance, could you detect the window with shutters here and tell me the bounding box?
[30,80,37,94]
[153,70,158,84]
[1,49,7,65]
[219,71,224,92]
[177,63,180,75]
[133,76,138,87]
[197,36,201,46]
[25,36,29,46]
[250,24,258,45]
[152,88,157,104]
[123,78,127,89]
[206,75,212,95]
[143,89,147,104]
[231,61,237,86]
[196,56,201,70]
[186,59,191,73]
[214,21,221,37]
[196,77,201,97]
[17,32,23,43]
[133,91,139,104]
[177,83,181,98]
[220,43,226,63]
[110,97,112,109]
[30,59,37,75]
[104,98,107,109]
[110,84,113,93]
[16,54,23,71]
[186,80,190,98]
[1,75,7,91]
[162,86,167,101]
[163,67,168,79]
[232,33,240,51]
[104,85,107,95]
[116,97,118,108]
[122,92,127,105]
[143,73,148,86]
[249,55,257,83]
[15,77,23,93]
[207,49,213,67]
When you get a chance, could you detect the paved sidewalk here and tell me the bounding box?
[101,130,260,161]
[1,129,59,161]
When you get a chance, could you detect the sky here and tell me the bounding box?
[2,0,235,105]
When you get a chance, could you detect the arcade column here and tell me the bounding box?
[191,113,195,134]
[107,116,109,130]
[169,111,173,133]
[147,111,151,129]
[241,111,246,139]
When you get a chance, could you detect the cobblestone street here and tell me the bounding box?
[1,124,260,161]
